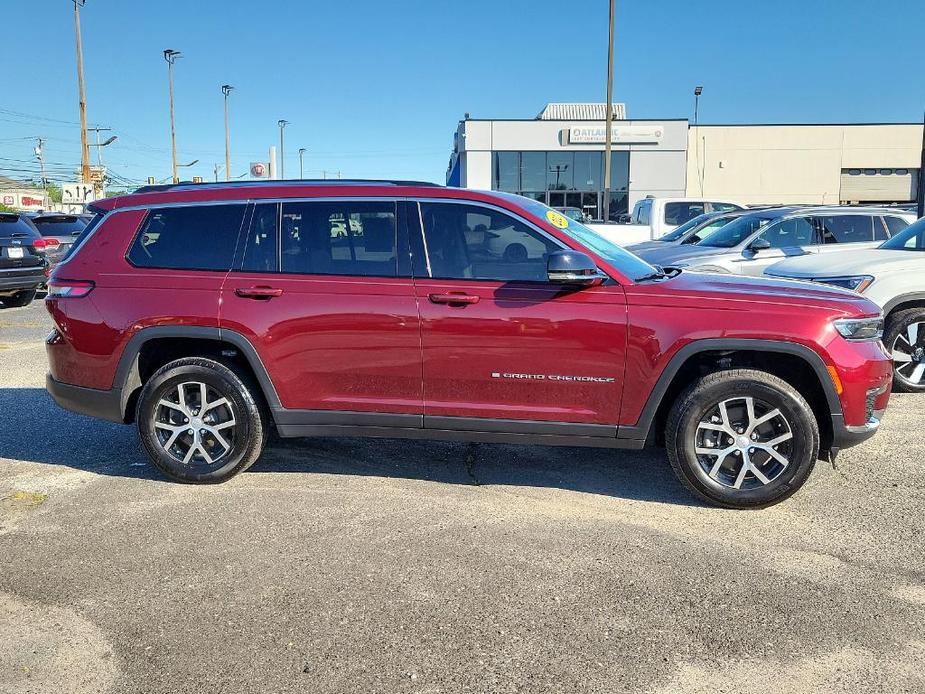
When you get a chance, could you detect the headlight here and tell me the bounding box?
[833,316,884,341]
[813,275,874,293]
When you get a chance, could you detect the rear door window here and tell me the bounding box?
[239,203,279,273]
[817,215,875,244]
[664,202,705,226]
[280,200,398,277]
[127,204,247,271]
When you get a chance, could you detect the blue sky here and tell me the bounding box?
[1,0,922,188]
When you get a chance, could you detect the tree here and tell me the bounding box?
[0,203,14,213]
[45,182,62,204]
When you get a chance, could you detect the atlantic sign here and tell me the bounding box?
[568,125,664,144]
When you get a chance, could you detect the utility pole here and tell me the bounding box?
[35,138,48,208]
[73,0,91,184]
[222,84,233,181]
[298,148,306,179]
[602,0,616,223]
[164,49,182,183]
[278,120,289,178]
[918,109,925,219]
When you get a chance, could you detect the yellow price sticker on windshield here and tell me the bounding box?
[546,210,569,229]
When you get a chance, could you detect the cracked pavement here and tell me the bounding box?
[1,300,924,693]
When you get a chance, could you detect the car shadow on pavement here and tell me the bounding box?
[0,388,701,507]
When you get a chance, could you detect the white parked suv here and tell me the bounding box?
[767,216,925,392]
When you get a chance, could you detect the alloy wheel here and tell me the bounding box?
[153,381,237,465]
[694,396,794,490]
[891,322,925,386]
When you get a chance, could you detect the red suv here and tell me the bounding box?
[45,181,893,508]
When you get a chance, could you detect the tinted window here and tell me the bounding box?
[636,201,651,225]
[759,218,816,248]
[0,214,39,239]
[32,216,87,236]
[664,202,705,226]
[419,202,559,282]
[240,204,279,272]
[818,215,874,244]
[710,202,741,212]
[128,205,246,271]
[699,215,773,248]
[884,216,909,237]
[280,200,397,277]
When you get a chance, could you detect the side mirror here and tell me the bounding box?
[547,250,607,286]
[749,238,771,253]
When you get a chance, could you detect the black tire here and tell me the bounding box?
[503,243,528,263]
[135,357,266,483]
[665,369,819,509]
[0,289,37,308]
[884,308,925,393]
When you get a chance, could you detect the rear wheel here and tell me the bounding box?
[885,309,925,393]
[666,369,819,509]
[136,357,266,483]
[0,289,37,308]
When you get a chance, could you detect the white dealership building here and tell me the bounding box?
[445,103,923,221]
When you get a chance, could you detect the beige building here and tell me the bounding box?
[687,123,923,205]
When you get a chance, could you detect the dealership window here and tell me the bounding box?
[489,150,629,221]
[419,202,559,282]
[492,152,520,192]
[128,204,247,271]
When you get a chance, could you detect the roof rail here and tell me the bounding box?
[132,178,442,194]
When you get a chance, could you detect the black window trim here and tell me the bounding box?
[408,197,580,285]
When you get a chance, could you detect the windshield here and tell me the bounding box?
[516,197,658,281]
[659,214,714,242]
[880,217,925,251]
[697,214,773,248]
[558,208,585,221]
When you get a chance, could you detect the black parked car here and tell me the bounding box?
[0,212,48,308]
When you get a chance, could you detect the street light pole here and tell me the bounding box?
[278,120,289,178]
[602,0,616,223]
[164,49,182,183]
[73,0,91,184]
[298,148,306,179]
[222,84,233,181]
[35,138,48,207]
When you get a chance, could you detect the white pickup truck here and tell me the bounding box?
[588,197,745,246]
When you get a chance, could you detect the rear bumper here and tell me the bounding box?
[46,373,124,423]
[0,271,44,293]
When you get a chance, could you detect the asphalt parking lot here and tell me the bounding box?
[1,300,924,694]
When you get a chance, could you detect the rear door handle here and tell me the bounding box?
[428,293,480,305]
[235,286,283,300]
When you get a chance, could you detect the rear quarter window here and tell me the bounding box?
[127,204,247,271]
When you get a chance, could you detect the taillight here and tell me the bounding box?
[46,280,94,298]
[32,238,60,251]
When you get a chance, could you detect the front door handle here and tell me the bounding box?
[428,292,480,306]
[235,286,283,300]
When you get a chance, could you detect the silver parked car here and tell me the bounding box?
[29,213,89,271]
[634,206,915,276]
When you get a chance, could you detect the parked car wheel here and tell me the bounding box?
[885,309,925,393]
[136,357,267,483]
[665,369,819,509]
[0,289,37,308]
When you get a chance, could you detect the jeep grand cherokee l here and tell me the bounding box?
[45,181,892,509]
[0,212,49,308]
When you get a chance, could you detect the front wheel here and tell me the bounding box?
[665,369,819,509]
[136,357,266,483]
[885,309,925,393]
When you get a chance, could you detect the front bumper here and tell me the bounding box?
[46,373,125,423]
[830,408,886,451]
